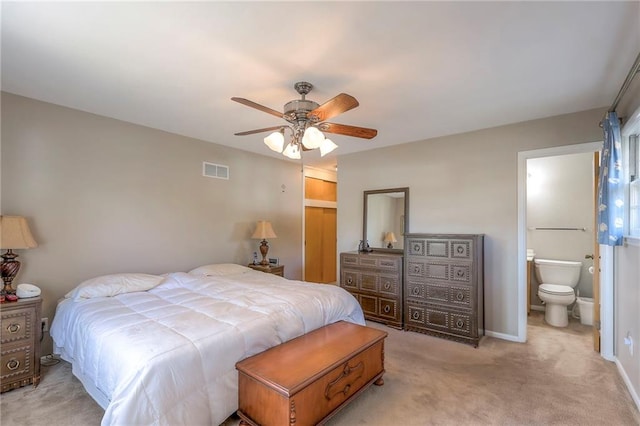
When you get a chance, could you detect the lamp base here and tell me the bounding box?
[259,240,270,266]
[1,250,20,295]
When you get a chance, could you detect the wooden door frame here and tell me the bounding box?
[517,142,614,359]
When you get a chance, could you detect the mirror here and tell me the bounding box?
[363,187,409,253]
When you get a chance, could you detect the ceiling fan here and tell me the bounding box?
[232,82,377,159]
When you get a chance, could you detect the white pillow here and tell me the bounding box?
[188,263,252,276]
[65,273,164,300]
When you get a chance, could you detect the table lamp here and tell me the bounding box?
[384,232,397,249]
[251,221,277,266]
[0,216,38,295]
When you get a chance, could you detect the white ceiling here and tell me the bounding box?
[2,2,639,169]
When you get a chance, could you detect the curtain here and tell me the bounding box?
[597,111,624,246]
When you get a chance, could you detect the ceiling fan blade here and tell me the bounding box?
[308,93,359,122]
[231,97,284,119]
[321,122,378,139]
[234,126,283,136]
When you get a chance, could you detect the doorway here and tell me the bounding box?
[517,141,613,359]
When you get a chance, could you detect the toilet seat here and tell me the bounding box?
[539,283,574,296]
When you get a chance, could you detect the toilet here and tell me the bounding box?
[534,258,582,327]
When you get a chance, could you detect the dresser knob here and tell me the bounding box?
[6,358,20,371]
[384,282,391,290]
[456,292,465,301]
[412,311,420,320]
[383,305,391,313]
[412,287,419,295]
[347,277,353,284]
[7,323,21,334]
[457,246,464,254]
[456,269,465,278]
[456,319,465,328]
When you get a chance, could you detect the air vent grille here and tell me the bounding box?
[203,162,229,180]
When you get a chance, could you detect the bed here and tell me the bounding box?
[50,264,365,425]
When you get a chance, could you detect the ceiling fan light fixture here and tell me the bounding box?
[301,126,324,149]
[319,138,338,157]
[264,129,285,153]
[282,142,301,160]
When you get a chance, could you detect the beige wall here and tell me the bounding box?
[1,93,303,354]
[337,108,606,338]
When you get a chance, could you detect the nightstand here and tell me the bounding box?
[1,297,42,393]
[247,264,284,277]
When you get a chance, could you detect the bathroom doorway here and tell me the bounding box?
[517,141,613,359]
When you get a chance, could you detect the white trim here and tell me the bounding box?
[517,142,611,350]
[600,244,615,361]
[303,165,337,182]
[304,199,337,209]
[615,358,640,411]
[624,236,640,247]
[485,330,521,342]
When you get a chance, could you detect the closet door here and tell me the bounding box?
[304,177,337,284]
[305,206,337,283]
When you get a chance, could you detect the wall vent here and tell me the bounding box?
[203,162,229,180]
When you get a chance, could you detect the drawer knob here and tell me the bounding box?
[456,269,465,277]
[383,305,391,314]
[7,323,21,334]
[347,277,353,284]
[6,358,20,371]
[457,246,464,254]
[412,311,420,320]
[384,282,391,290]
[456,292,465,301]
[456,319,465,328]
[412,287,420,295]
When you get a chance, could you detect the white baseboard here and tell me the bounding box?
[615,358,640,411]
[485,330,523,342]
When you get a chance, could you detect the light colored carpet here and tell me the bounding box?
[1,312,638,425]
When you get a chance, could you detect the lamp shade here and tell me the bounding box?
[384,232,397,243]
[282,142,301,159]
[264,130,285,153]
[301,126,325,149]
[251,221,277,239]
[319,138,338,157]
[0,216,38,249]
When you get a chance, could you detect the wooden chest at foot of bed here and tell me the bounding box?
[236,321,387,426]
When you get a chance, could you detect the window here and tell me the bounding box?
[623,109,640,238]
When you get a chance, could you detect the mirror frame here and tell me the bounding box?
[363,187,409,253]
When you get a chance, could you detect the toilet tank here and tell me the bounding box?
[534,258,582,288]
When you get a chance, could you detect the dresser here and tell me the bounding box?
[404,234,484,347]
[340,251,403,329]
[1,297,42,392]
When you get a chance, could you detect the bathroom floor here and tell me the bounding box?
[528,309,592,337]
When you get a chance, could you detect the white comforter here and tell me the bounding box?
[51,270,365,425]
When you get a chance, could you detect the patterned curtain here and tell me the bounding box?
[597,111,624,246]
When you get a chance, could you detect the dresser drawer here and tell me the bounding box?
[341,269,359,290]
[340,253,401,272]
[405,302,476,338]
[406,281,472,308]
[406,260,473,285]
[406,237,474,260]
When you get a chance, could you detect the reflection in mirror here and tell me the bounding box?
[363,188,409,252]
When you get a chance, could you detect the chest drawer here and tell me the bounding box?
[405,301,477,339]
[406,281,472,309]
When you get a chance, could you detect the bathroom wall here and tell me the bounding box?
[527,152,595,305]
